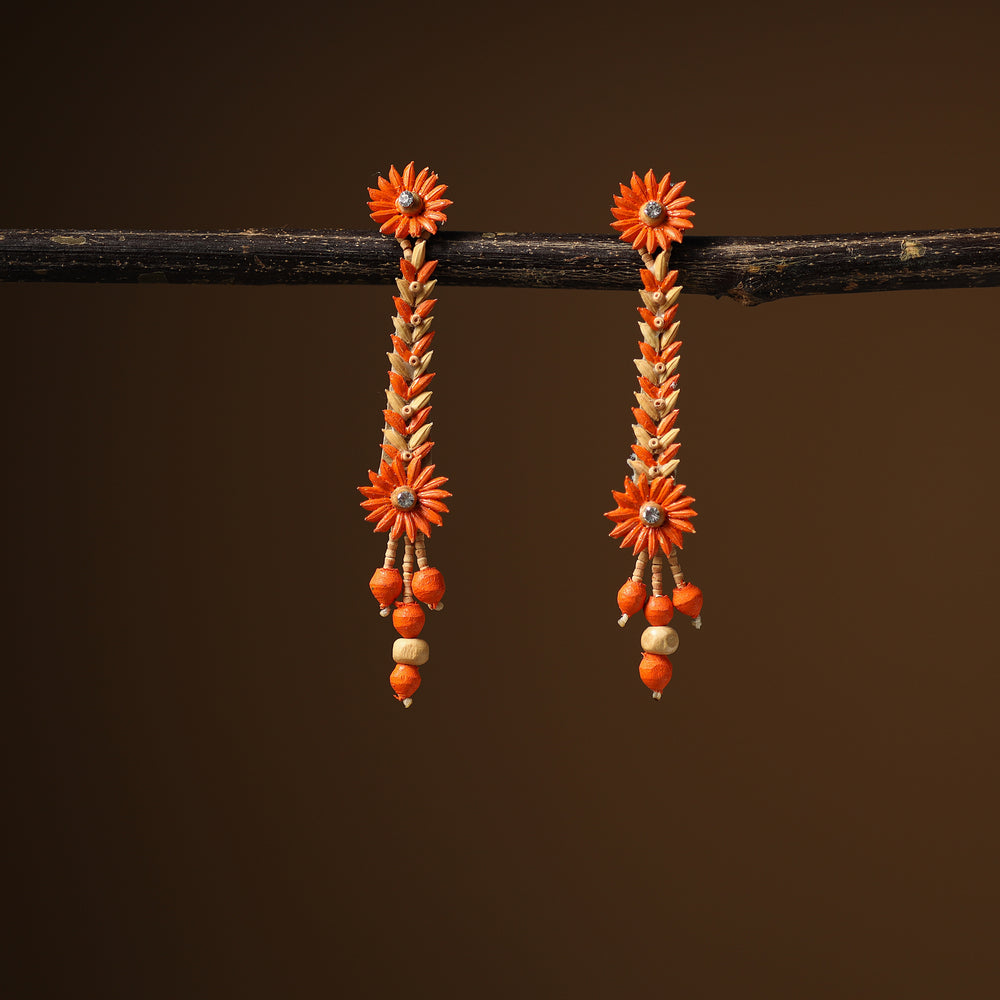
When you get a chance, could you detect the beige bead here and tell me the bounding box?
[392,637,429,666]
[640,626,679,656]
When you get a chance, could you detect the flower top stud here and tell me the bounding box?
[367,162,453,240]
[611,169,695,254]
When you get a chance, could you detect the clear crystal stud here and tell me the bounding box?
[392,487,417,510]
[641,200,664,221]
[639,502,665,526]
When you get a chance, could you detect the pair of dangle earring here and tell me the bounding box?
[358,164,705,706]
[605,169,704,700]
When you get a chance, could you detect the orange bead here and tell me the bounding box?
[638,652,672,693]
[672,582,703,619]
[412,567,445,606]
[390,663,422,702]
[617,578,647,617]
[369,567,402,609]
[392,602,426,638]
[644,594,674,625]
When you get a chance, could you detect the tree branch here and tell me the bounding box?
[1,228,998,305]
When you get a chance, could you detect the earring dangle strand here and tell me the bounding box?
[358,163,453,707]
[605,169,704,700]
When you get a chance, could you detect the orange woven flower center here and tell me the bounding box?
[391,486,417,510]
[396,191,424,216]
[640,200,664,226]
[639,502,665,526]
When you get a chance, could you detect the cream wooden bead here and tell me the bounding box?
[640,626,679,656]
[392,637,430,666]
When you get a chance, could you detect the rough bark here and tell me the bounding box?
[1,228,998,304]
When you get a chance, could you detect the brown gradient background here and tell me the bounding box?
[3,2,999,997]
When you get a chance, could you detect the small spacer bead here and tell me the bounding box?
[392,637,429,666]
[641,626,679,655]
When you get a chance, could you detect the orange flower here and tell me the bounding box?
[368,162,452,240]
[611,169,695,254]
[605,474,697,558]
[359,455,450,542]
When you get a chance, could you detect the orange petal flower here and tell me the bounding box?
[358,455,451,543]
[367,162,453,240]
[604,474,697,559]
[611,169,695,254]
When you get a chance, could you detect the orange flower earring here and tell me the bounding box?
[359,163,453,707]
[605,169,704,700]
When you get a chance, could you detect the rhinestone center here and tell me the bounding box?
[639,502,665,527]
[641,200,664,223]
[397,190,423,215]
[392,487,417,510]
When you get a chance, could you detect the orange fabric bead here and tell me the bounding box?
[392,603,426,638]
[617,578,647,617]
[390,663,422,701]
[412,567,445,606]
[369,567,403,609]
[638,652,673,693]
[644,594,674,625]
[672,582,703,619]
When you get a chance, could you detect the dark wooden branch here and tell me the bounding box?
[1,228,998,305]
